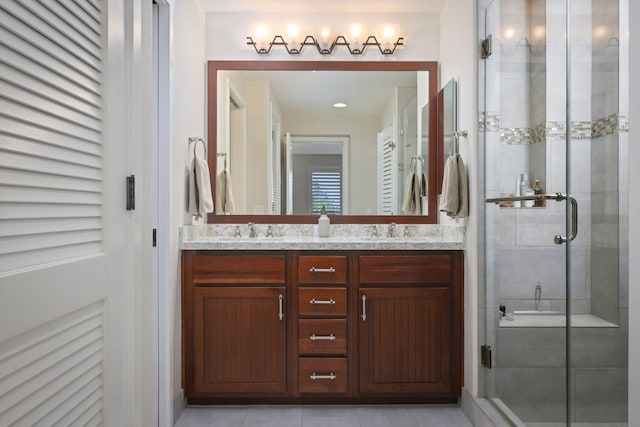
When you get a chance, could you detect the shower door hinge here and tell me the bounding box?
[481,345,492,368]
[481,35,492,59]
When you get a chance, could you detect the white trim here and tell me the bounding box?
[154,1,173,426]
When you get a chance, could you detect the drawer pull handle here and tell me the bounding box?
[361,294,367,321]
[278,294,284,321]
[309,267,336,273]
[310,373,336,381]
[310,334,336,341]
[309,298,336,305]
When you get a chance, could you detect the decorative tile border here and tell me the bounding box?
[479,111,500,132]
[500,127,533,145]
[479,111,629,144]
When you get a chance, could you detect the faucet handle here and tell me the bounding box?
[266,225,274,237]
[370,225,379,238]
[403,226,411,238]
[234,225,242,238]
[248,222,257,238]
[387,222,397,238]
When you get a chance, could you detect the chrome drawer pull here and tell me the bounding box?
[310,334,336,341]
[278,294,284,321]
[310,373,336,381]
[309,298,336,305]
[361,294,367,321]
[309,267,336,273]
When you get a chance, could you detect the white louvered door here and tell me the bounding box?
[377,124,397,215]
[0,2,130,425]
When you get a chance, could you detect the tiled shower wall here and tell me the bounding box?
[483,0,628,423]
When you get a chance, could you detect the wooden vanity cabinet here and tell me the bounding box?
[182,251,289,398]
[182,250,463,403]
[357,252,463,398]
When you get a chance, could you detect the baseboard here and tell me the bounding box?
[460,388,515,427]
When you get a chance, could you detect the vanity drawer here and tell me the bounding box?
[298,256,347,285]
[298,319,347,355]
[358,254,452,284]
[192,255,286,284]
[298,357,347,394]
[298,287,347,316]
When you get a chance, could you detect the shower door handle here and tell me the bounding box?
[553,195,578,244]
[486,193,578,245]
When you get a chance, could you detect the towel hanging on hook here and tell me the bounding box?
[188,137,213,217]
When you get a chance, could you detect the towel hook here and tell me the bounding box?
[449,130,468,155]
[217,152,227,170]
[189,137,206,158]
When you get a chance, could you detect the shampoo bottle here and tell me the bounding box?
[318,206,330,237]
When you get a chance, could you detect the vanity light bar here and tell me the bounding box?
[246,34,404,55]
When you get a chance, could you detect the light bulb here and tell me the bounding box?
[382,25,396,50]
[320,27,331,46]
[254,25,270,50]
[286,23,300,46]
[350,23,363,46]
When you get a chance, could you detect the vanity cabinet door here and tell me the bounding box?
[358,287,454,396]
[192,286,287,394]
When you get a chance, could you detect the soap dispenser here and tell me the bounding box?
[318,206,330,237]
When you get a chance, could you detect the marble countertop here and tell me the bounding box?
[179,224,465,251]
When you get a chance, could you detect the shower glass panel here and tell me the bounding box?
[481,0,628,425]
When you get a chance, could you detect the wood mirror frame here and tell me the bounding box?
[206,60,439,224]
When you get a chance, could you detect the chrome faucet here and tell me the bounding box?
[234,225,242,238]
[535,282,542,312]
[248,222,257,238]
[266,225,274,238]
[387,222,397,238]
[370,225,379,238]
[403,225,411,238]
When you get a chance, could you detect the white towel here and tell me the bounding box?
[439,153,468,219]
[402,170,418,214]
[215,170,236,214]
[402,158,427,215]
[188,141,214,217]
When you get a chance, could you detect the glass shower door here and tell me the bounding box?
[480,0,628,425]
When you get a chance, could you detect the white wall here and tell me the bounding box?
[440,0,479,397]
[164,0,206,424]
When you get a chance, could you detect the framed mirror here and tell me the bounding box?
[207,61,439,224]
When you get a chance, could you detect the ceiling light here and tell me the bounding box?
[333,102,348,108]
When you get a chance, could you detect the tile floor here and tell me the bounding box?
[174,405,474,427]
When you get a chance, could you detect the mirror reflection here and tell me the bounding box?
[213,64,434,217]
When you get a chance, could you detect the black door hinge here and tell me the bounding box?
[481,35,492,59]
[126,175,135,211]
[152,228,157,247]
[481,345,492,368]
